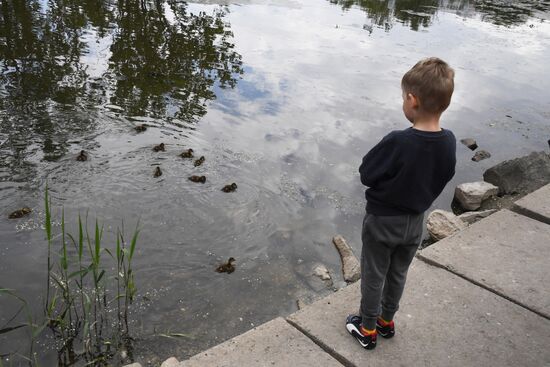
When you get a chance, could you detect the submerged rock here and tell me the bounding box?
[313,265,331,281]
[458,209,498,224]
[332,235,361,283]
[483,151,550,195]
[460,138,478,151]
[472,150,491,162]
[153,166,162,177]
[454,181,499,210]
[426,209,467,241]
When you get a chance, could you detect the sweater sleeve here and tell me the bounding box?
[359,133,399,188]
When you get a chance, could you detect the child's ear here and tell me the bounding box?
[408,93,419,108]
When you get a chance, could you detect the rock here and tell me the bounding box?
[454,181,499,210]
[123,364,142,367]
[472,150,491,162]
[460,138,478,151]
[161,357,180,367]
[484,151,550,195]
[426,210,467,241]
[313,265,331,281]
[296,299,306,310]
[332,235,361,283]
[458,209,498,224]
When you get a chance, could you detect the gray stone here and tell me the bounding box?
[313,264,331,281]
[160,357,179,367]
[513,183,550,225]
[123,364,142,367]
[454,181,499,210]
[460,138,478,150]
[180,317,342,367]
[420,209,550,318]
[457,209,497,224]
[288,260,550,367]
[472,149,491,162]
[483,151,550,194]
[426,210,467,241]
[332,235,360,282]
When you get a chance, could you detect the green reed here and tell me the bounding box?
[1,187,141,366]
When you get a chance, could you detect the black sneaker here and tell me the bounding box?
[345,315,377,349]
[376,318,395,339]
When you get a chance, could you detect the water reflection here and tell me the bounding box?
[329,0,549,32]
[0,0,243,164]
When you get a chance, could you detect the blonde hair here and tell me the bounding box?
[401,57,455,114]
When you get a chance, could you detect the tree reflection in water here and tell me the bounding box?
[328,0,549,33]
[0,0,243,165]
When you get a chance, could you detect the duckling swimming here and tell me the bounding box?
[180,149,194,158]
[194,156,205,167]
[222,183,237,192]
[9,207,32,219]
[154,167,162,177]
[188,175,206,183]
[134,124,147,132]
[216,257,236,274]
[153,143,165,152]
[76,150,88,161]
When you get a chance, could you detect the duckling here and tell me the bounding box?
[216,257,236,274]
[9,207,32,219]
[76,150,88,161]
[188,175,206,183]
[154,167,162,177]
[134,124,147,132]
[153,143,165,152]
[222,183,237,193]
[180,148,194,158]
[194,156,205,167]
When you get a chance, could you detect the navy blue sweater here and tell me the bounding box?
[359,127,456,216]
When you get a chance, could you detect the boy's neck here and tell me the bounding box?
[412,114,442,132]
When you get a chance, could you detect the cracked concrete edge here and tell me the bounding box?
[284,318,356,367]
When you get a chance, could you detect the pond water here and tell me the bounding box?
[1,0,550,365]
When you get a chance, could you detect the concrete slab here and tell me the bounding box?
[419,209,550,318]
[287,260,550,367]
[513,183,550,224]
[179,317,343,367]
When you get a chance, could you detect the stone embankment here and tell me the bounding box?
[126,151,550,367]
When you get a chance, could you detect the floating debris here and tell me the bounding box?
[221,183,237,192]
[76,150,88,161]
[134,124,147,133]
[189,175,206,183]
[216,257,236,274]
[460,138,478,151]
[180,149,194,158]
[9,207,32,219]
[194,156,205,167]
[153,143,165,152]
[472,150,491,162]
[154,167,162,177]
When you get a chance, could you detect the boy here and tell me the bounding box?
[346,57,456,350]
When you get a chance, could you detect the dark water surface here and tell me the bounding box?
[1,0,550,364]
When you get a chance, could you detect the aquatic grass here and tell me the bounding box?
[41,187,141,365]
[2,187,141,366]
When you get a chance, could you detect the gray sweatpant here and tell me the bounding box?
[360,212,424,330]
